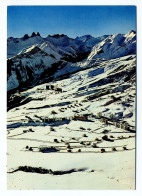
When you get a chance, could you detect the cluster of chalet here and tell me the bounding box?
[113,121,130,130]
[98,116,132,131]
[43,116,73,122]
[74,116,88,121]
[46,84,62,93]
[43,115,89,122]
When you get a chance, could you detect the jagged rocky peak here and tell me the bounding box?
[30,32,41,37]
[37,32,41,37]
[88,30,136,60]
[23,34,30,41]
[125,30,136,39]
[48,34,68,38]
[7,30,136,93]
[31,32,37,37]
[129,30,136,34]
[22,32,41,40]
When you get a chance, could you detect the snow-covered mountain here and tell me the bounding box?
[7,53,136,189]
[7,31,136,189]
[75,34,109,48]
[88,30,136,60]
[7,33,89,59]
[7,30,136,92]
[7,44,64,91]
[7,34,45,58]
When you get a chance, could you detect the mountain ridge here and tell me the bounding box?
[7,30,136,93]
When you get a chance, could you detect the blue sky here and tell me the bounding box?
[7,6,136,38]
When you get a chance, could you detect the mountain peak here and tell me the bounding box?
[47,34,68,39]
[31,32,37,37]
[129,30,136,34]
[23,34,30,41]
[76,35,93,42]
[37,32,41,37]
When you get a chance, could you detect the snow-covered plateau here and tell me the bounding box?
[7,31,136,190]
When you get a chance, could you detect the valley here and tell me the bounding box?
[7,31,136,190]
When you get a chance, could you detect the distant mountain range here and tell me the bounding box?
[7,30,136,92]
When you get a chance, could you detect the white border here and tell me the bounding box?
[4,0,142,6]
[0,0,142,196]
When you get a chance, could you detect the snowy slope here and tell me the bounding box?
[7,31,136,60]
[88,30,136,60]
[75,34,109,48]
[7,30,136,93]
[7,33,108,92]
[7,33,109,59]
[7,45,59,91]
[7,53,136,189]
[7,30,136,190]
[39,41,73,60]
[7,33,86,59]
[7,35,45,58]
